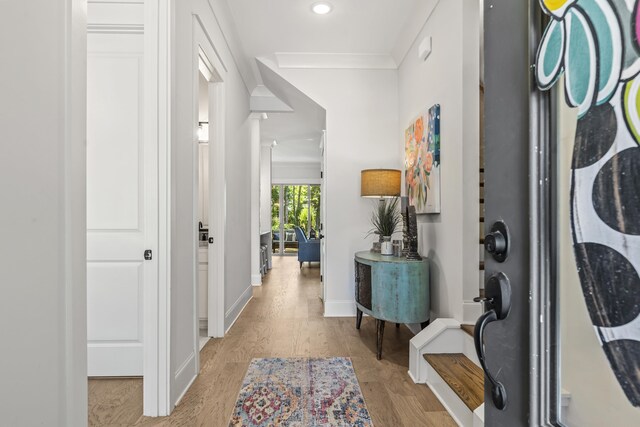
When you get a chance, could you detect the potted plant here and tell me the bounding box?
[368,198,401,255]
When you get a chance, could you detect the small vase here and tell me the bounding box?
[380,236,393,256]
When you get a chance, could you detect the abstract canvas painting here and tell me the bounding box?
[405,104,441,214]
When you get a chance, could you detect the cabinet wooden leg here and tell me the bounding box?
[376,319,385,360]
[356,308,363,330]
[396,323,400,328]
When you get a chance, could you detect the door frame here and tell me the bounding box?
[142,0,171,417]
[192,17,226,357]
[528,4,558,425]
[320,130,327,301]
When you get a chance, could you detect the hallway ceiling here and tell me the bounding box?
[225,0,420,67]
[223,0,438,165]
[258,60,325,164]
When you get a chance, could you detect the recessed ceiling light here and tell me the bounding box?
[312,2,332,15]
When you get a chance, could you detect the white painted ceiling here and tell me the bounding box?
[223,0,439,164]
[226,0,420,61]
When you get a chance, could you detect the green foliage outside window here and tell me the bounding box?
[271,184,321,235]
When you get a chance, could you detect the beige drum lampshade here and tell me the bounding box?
[361,169,401,198]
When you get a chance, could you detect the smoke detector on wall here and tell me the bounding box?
[418,36,432,61]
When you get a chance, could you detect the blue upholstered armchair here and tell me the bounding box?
[294,226,320,268]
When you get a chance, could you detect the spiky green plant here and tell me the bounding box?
[367,198,401,238]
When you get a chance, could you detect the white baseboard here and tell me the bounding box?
[173,351,196,407]
[323,299,356,317]
[251,273,262,287]
[225,285,253,333]
[407,369,419,384]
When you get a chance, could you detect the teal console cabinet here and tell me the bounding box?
[354,250,430,359]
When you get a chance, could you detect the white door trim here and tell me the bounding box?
[193,17,226,349]
[250,113,266,287]
[321,129,327,303]
[67,0,89,423]
[142,0,171,417]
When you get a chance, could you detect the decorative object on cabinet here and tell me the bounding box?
[360,169,401,253]
[406,205,422,260]
[405,104,441,213]
[400,196,410,256]
[360,169,401,198]
[354,251,430,359]
[367,198,401,255]
[392,240,402,257]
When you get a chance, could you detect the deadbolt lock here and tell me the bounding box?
[484,221,510,263]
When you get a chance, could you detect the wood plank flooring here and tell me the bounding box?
[89,256,455,426]
[423,353,484,411]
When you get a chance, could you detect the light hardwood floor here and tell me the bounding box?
[88,256,455,426]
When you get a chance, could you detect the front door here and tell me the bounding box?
[483,0,640,425]
[86,27,157,376]
[481,0,531,423]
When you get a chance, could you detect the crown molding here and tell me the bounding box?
[274,52,398,70]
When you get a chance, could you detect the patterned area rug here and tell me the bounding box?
[229,357,373,426]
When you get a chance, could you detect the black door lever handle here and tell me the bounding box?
[475,309,507,410]
[473,272,511,410]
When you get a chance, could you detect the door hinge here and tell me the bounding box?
[320,274,323,283]
[144,249,152,260]
[321,171,323,178]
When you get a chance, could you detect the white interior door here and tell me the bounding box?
[87,30,156,376]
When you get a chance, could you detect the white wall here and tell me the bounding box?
[398,0,479,321]
[171,0,252,405]
[261,59,399,316]
[0,0,87,425]
[272,161,321,184]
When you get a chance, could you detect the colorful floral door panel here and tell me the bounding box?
[536,0,640,409]
[405,104,441,214]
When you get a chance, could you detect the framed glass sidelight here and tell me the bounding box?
[532,0,640,424]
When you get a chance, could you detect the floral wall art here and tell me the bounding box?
[405,104,441,214]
